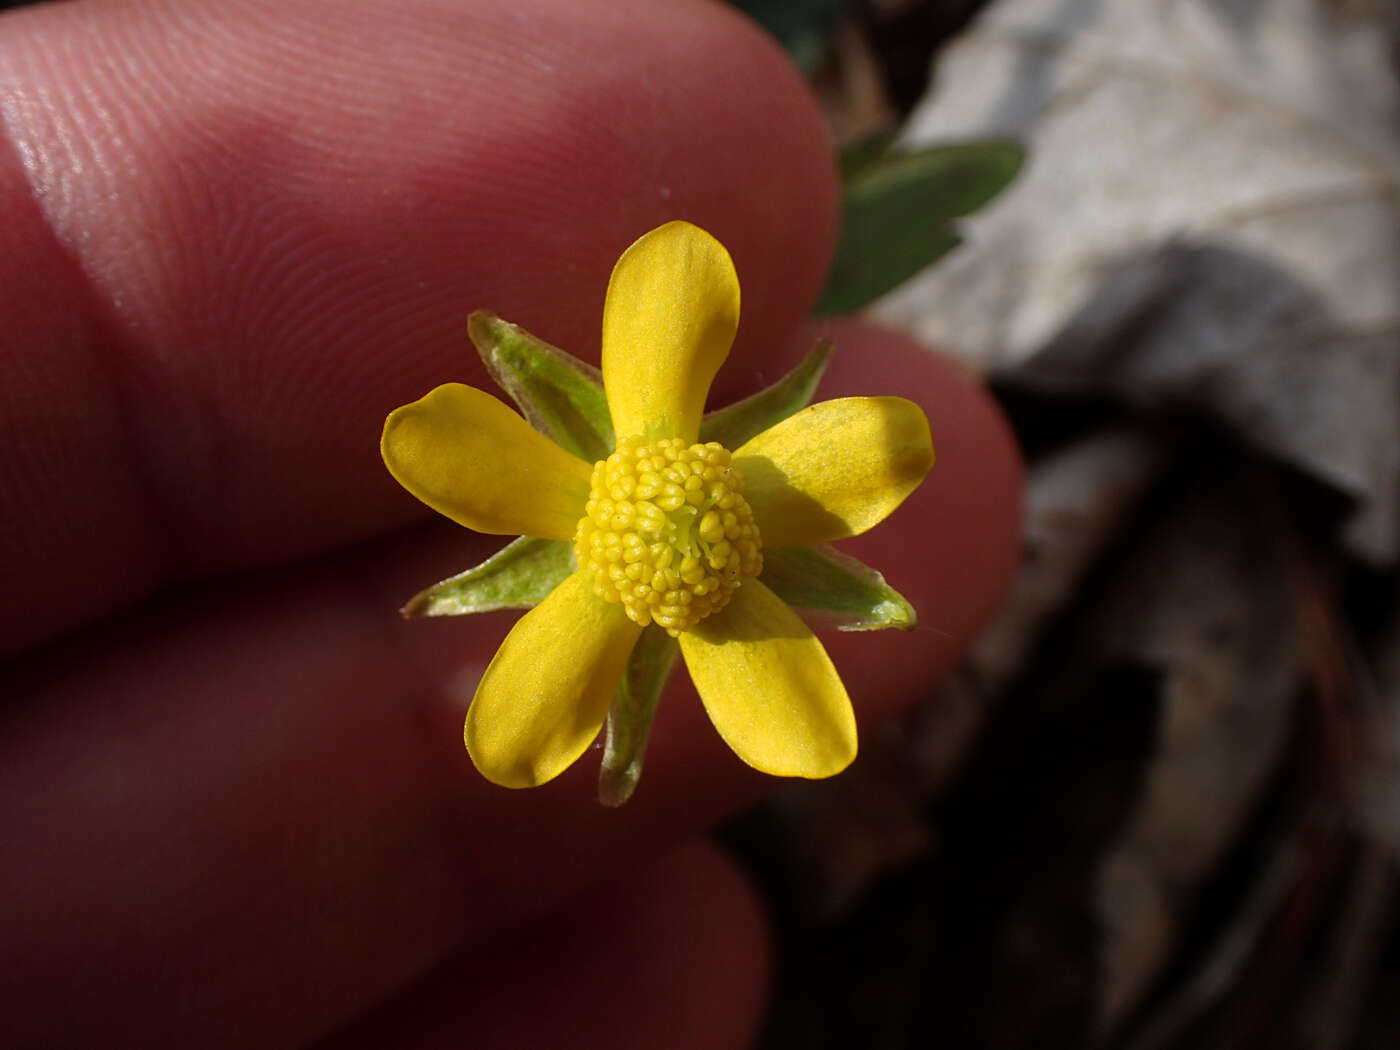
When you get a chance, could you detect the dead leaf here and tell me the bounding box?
[1085,462,1304,1030]
[876,0,1400,563]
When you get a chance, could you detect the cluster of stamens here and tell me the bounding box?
[574,436,763,635]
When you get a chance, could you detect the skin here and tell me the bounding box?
[0,0,1023,1047]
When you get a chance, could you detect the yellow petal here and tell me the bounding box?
[381,383,592,541]
[602,221,739,443]
[466,571,644,788]
[679,579,857,778]
[735,397,933,548]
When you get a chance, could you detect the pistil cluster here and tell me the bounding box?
[575,436,763,635]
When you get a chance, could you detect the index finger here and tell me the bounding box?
[0,0,838,654]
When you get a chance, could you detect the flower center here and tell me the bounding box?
[574,436,763,636]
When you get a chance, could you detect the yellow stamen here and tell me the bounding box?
[575,436,763,635]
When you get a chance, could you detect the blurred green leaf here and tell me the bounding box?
[816,138,1026,315]
[847,138,1026,217]
[725,0,852,68]
[836,127,900,181]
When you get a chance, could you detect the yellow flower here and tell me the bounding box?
[381,222,933,789]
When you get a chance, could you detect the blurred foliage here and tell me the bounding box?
[724,3,1025,313]
[725,0,855,70]
[816,136,1025,315]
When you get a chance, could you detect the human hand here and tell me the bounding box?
[0,0,1022,1046]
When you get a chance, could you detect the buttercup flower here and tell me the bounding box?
[382,221,932,794]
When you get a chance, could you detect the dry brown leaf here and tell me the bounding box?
[877,0,1400,563]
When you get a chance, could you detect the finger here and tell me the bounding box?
[316,839,769,1050]
[0,0,838,653]
[0,324,1020,1048]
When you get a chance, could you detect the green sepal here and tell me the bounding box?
[401,537,574,618]
[759,544,916,631]
[468,310,616,463]
[815,138,1026,315]
[598,626,680,807]
[472,306,832,460]
[699,339,832,449]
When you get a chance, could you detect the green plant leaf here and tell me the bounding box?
[759,544,916,631]
[815,138,1026,315]
[401,537,574,618]
[837,127,900,181]
[599,626,680,807]
[724,0,851,69]
[699,339,832,449]
[468,311,615,463]
[816,222,962,316]
[850,139,1026,218]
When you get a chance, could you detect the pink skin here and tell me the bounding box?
[0,1,1023,1047]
